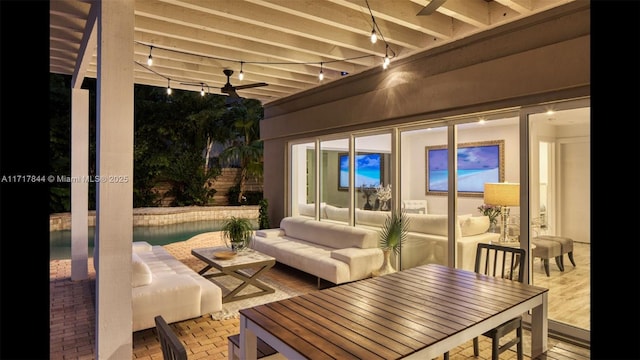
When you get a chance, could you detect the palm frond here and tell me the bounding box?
[378,211,410,255]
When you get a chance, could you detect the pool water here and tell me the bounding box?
[49,219,258,260]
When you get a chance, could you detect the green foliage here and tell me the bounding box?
[49,74,266,212]
[133,85,227,206]
[49,74,72,213]
[258,198,271,229]
[221,216,254,250]
[218,99,264,203]
[164,150,218,206]
[378,211,410,256]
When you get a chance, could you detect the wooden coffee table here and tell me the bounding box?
[191,246,276,303]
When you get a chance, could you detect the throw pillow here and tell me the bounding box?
[132,253,152,287]
[461,216,490,236]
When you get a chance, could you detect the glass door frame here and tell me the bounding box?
[520,97,590,345]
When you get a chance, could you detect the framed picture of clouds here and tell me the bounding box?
[338,152,383,191]
[425,140,504,197]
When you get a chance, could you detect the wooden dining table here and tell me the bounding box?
[238,263,548,360]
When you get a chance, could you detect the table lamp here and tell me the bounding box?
[484,182,520,242]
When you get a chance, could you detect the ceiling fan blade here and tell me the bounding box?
[234,82,268,90]
[417,0,447,16]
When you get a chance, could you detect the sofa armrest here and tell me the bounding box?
[331,248,383,281]
[255,229,285,238]
[133,241,153,253]
[132,273,202,332]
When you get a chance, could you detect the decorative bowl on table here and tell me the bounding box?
[213,250,237,260]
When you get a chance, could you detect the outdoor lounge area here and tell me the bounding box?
[37,1,603,357]
[50,229,590,360]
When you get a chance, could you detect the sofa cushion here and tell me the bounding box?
[324,204,349,222]
[406,214,449,236]
[461,216,490,236]
[280,217,378,249]
[355,209,390,227]
[132,252,153,287]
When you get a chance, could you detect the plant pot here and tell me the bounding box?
[372,249,396,277]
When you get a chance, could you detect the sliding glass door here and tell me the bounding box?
[525,99,590,343]
[286,98,591,344]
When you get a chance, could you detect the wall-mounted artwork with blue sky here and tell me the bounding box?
[425,140,504,196]
[339,153,383,190]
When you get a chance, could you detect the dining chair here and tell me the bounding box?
[154,315,188,360]
[444,242,526,360]
[474,243,526,360]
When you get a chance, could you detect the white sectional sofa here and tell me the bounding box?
[130,241,223,331]
[250,216,384,286]
[297,203,499,271]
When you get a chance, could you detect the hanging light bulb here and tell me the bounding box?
[147,46,153,66]
[239,61,244,81]
[166,79,172,95]
[382,45,390,69]
[200,84,205,97]
[370,29,377,44]
[318,62,324,81]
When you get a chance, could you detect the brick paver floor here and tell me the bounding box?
[50,231,566,359]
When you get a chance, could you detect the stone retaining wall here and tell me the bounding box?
[50,206,259,231]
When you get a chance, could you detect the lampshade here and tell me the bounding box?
[484,183,519,206]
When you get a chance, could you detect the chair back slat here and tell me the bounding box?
[474,243,526,283]
[155,315,188,360]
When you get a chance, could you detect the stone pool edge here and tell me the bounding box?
[50,206,260,231]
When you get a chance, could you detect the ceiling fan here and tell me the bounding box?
[416,0,447,16]
[179,69,268,104]
[220,69,268,100]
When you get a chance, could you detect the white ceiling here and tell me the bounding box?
[50,0,576,105]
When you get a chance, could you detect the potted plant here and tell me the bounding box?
[221,216,254,252]
[373,210,410,276]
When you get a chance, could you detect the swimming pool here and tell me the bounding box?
[49,219,258,260]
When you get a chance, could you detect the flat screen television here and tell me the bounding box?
[338,152,383,190]
[425,140,504,197]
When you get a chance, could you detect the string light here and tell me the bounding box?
[135,36,391,92]
[366,0,396,70]
[166,79,172,95]
[383,45,390,69]
[147,46,153,66]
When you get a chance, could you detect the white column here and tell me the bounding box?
[95,0,134,358]
[71,88,89,281]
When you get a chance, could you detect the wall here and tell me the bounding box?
[50,206,259,231]
[261,2,590,225]
[151,168,263,206]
